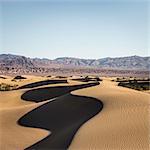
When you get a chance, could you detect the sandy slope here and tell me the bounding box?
[0,75,69,150]
[0,75,89,150]
[0,102,49,150]
[0,76,149,150]
[0,75,47,87]
[19,93,102,149]
[0,76,50,150]
[69,78,150,150]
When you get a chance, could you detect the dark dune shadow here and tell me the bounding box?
[18,80,67,89]
[55,76,67,79]
[19,93,103,150]
[21,82,99,102]
[72,78,91,82]
[72,77,102,82]
[13,76,27,80]
[0,76,7,79]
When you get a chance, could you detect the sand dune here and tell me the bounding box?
[19,94,102,149]
[0,76,70,149]
[0,101,49,150]
[0,76,102,150]
[18,82,102,149]
[0,76,149,150]
[69,79,150,150]
[18,79,68,89]
[21,82,99,102]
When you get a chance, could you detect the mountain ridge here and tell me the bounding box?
[0,53,149,70]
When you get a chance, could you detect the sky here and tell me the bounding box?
[0,0,149,59]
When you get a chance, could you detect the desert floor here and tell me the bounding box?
[0,75,149,150]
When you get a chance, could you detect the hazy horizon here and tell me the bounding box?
[1,0,149,59]
[1,53,149,60]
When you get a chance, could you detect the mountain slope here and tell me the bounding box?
[54,56,150,70]
[0,54,149,70]
[0,54,34,68]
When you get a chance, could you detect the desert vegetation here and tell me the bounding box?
[0,76,7,79]
[72,76,102,82]
[13,76,27,80]
[114,77,150,91]
[55,76,67,79]
[47,75,51,77]
[11,76,27,82]
[0,83,18,91]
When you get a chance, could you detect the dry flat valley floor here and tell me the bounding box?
[0,75,149,150]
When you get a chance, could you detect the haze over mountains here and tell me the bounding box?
[0,54,149,70]
[0,54,149,77]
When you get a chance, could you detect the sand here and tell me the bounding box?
[0,102,49,150]
[69,78,150,150]
[0,75,70,149]
[0,76,51,150]
[21,82,100,102]
[19,93,102,149]
[0,75,101,149]
[18,81,102,149]
[0,76,149,150]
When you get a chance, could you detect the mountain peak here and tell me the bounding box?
[0,54,149,71]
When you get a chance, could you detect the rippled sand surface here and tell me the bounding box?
[0,76,149,150]
[70,78,150,150]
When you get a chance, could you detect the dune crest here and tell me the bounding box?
[69,79,150,150]
[0,76,149,150]
[18,82,102,149]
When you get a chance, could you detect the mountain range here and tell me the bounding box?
[0,54,149,70]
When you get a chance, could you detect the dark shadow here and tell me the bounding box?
[18,80,68,89]
[0,76,7,79]
[47,75,51,77]
[13,76,27,80]
[21,82,99,102]
[55,76,67,79]
[72,77,102,82]
[118,81,150,90]
[19,93,103,150]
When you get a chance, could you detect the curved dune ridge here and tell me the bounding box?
[18,79,68,89]
[19,94,102,149]
[18,81,103,149]
[69,79,150,150]
[21,82,100,102]
[1,76,149,150]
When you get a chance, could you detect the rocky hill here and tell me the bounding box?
[0,54,149,70]
[0,54,149,76]
[54,56,150,70]
[0,54,34,68]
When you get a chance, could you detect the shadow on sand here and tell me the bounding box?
[19,82,103,150]
[18,79,68,89]
[21,82,99,102]
[72,77,102,82]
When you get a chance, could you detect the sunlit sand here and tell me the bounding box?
[0,75,149,149]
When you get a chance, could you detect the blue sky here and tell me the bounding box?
[0,0,149,59]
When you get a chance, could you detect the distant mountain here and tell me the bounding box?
[54,57,95,66]
[0,54,149,70]
[0,54,34,68]
[54,56,150,70]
